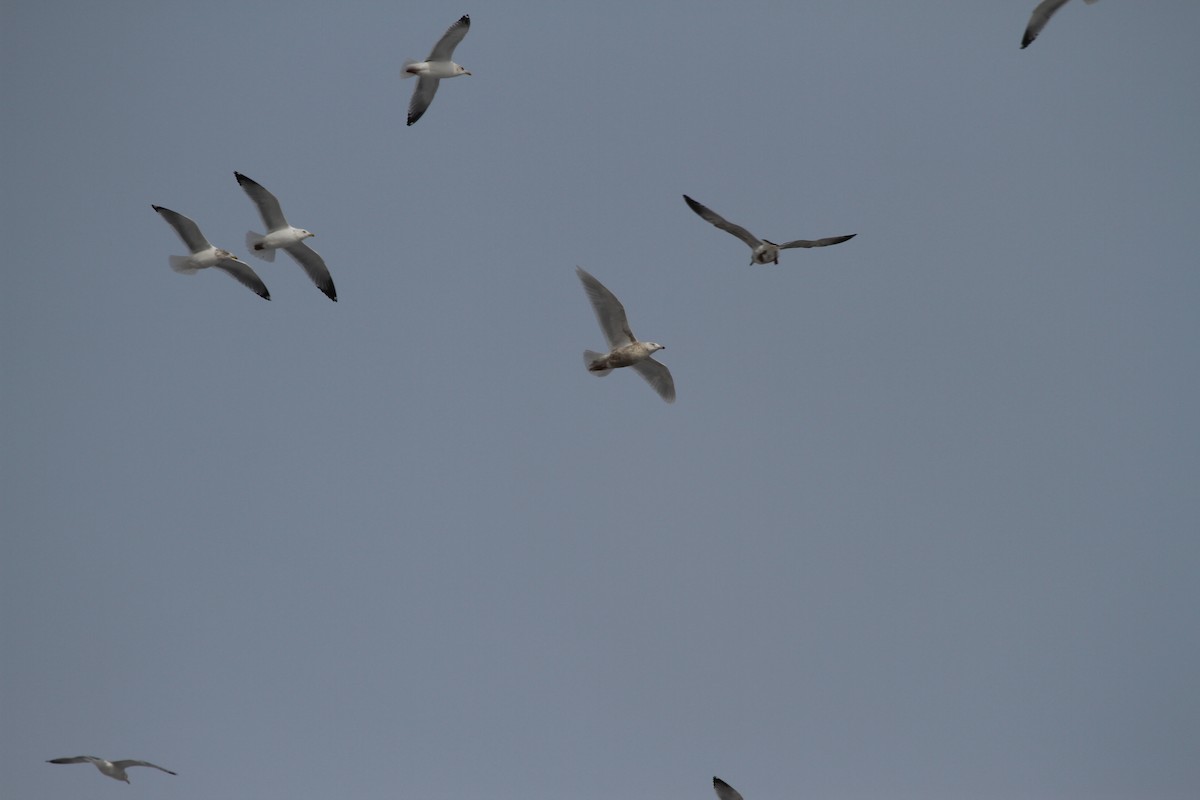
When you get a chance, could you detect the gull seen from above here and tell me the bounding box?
[152,205,270,300]
[402,14,472,126]
[235,172,337,302]
[576,266,675,404]
[47,756,177,784]
[1021,0,1099,49]
[683,194,856,266]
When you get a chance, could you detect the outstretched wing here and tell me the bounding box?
[427,15,470,61]
[683,195,761,249]
[214,257,271,301]
[778,233,857,250]
[234,172,289,231]
[576,267,635,349]
[112,761,176,776]
[407,76,442,126]
[152,205,211,254]
[283,241,337,301]
[632,358,675,403]
[713,778,745,800]
[1022,0,1076,48]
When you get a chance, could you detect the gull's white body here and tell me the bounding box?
[1022,0,1100,49]
[576,266,675,403]
[683,195,856,266]
[235,171,337,302]
[47,756,176,784]
[152,205,271,300]
[402,15,472,126]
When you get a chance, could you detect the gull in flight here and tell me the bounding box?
[152,205,270,300]
[235,172,337,302]
[683,195,856,266]
[1022,0,1099,49]
[47,756,177,784]
[576,266,675,403]
[402,15,472,126]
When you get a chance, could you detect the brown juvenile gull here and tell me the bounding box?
[683,194,856,266]
[47,756,177,784]
[1021,0,1099,49]
[402,15,472,126]
[576,266,674,403]
[235,172,337,302]
[152,205,270,300]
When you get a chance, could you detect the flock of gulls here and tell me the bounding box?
[149,4,1099,408]
[77,3,1101,792]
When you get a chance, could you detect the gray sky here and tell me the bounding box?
[3,2,1198,799]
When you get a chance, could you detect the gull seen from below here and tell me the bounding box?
[402,14,472,126]
[152,205,270,300]
[47,756,177,784]
[576,266,675,404]
[1021,0,1099,49]
[235,172,337,302]
[683,194,856,266]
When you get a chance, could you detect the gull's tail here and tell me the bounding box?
[245,231,275,262]
[169,255,199,274]
[583,350,612,376]
[401,59,420,79]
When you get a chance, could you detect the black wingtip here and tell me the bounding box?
[151,204,163,212]
[460,14,470,23]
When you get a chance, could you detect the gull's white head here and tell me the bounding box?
[215,248,236,259]
[646,343,666,354]
[455,63,471,76]
[296,228,315,240]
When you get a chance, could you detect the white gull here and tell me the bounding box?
[235,172,337,302]
[152,205,270,300]
[683,194,856,266]
[402,14,472,126]
[47,756,177,784]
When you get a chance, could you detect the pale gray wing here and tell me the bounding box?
[683,195,761,249]
[632,358,675,404]
[214,257,271,301]
[778,233,857,249]
[576,266,635,349]
[47,757,101,766]
[407,76,441,126]
[1022,0,1074,48]
[283,241,337,301]
[111,760,176,775]
[152,205,211,253]
[713,778,744,800]
[427,15,470,61]
[234,172,288,231]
